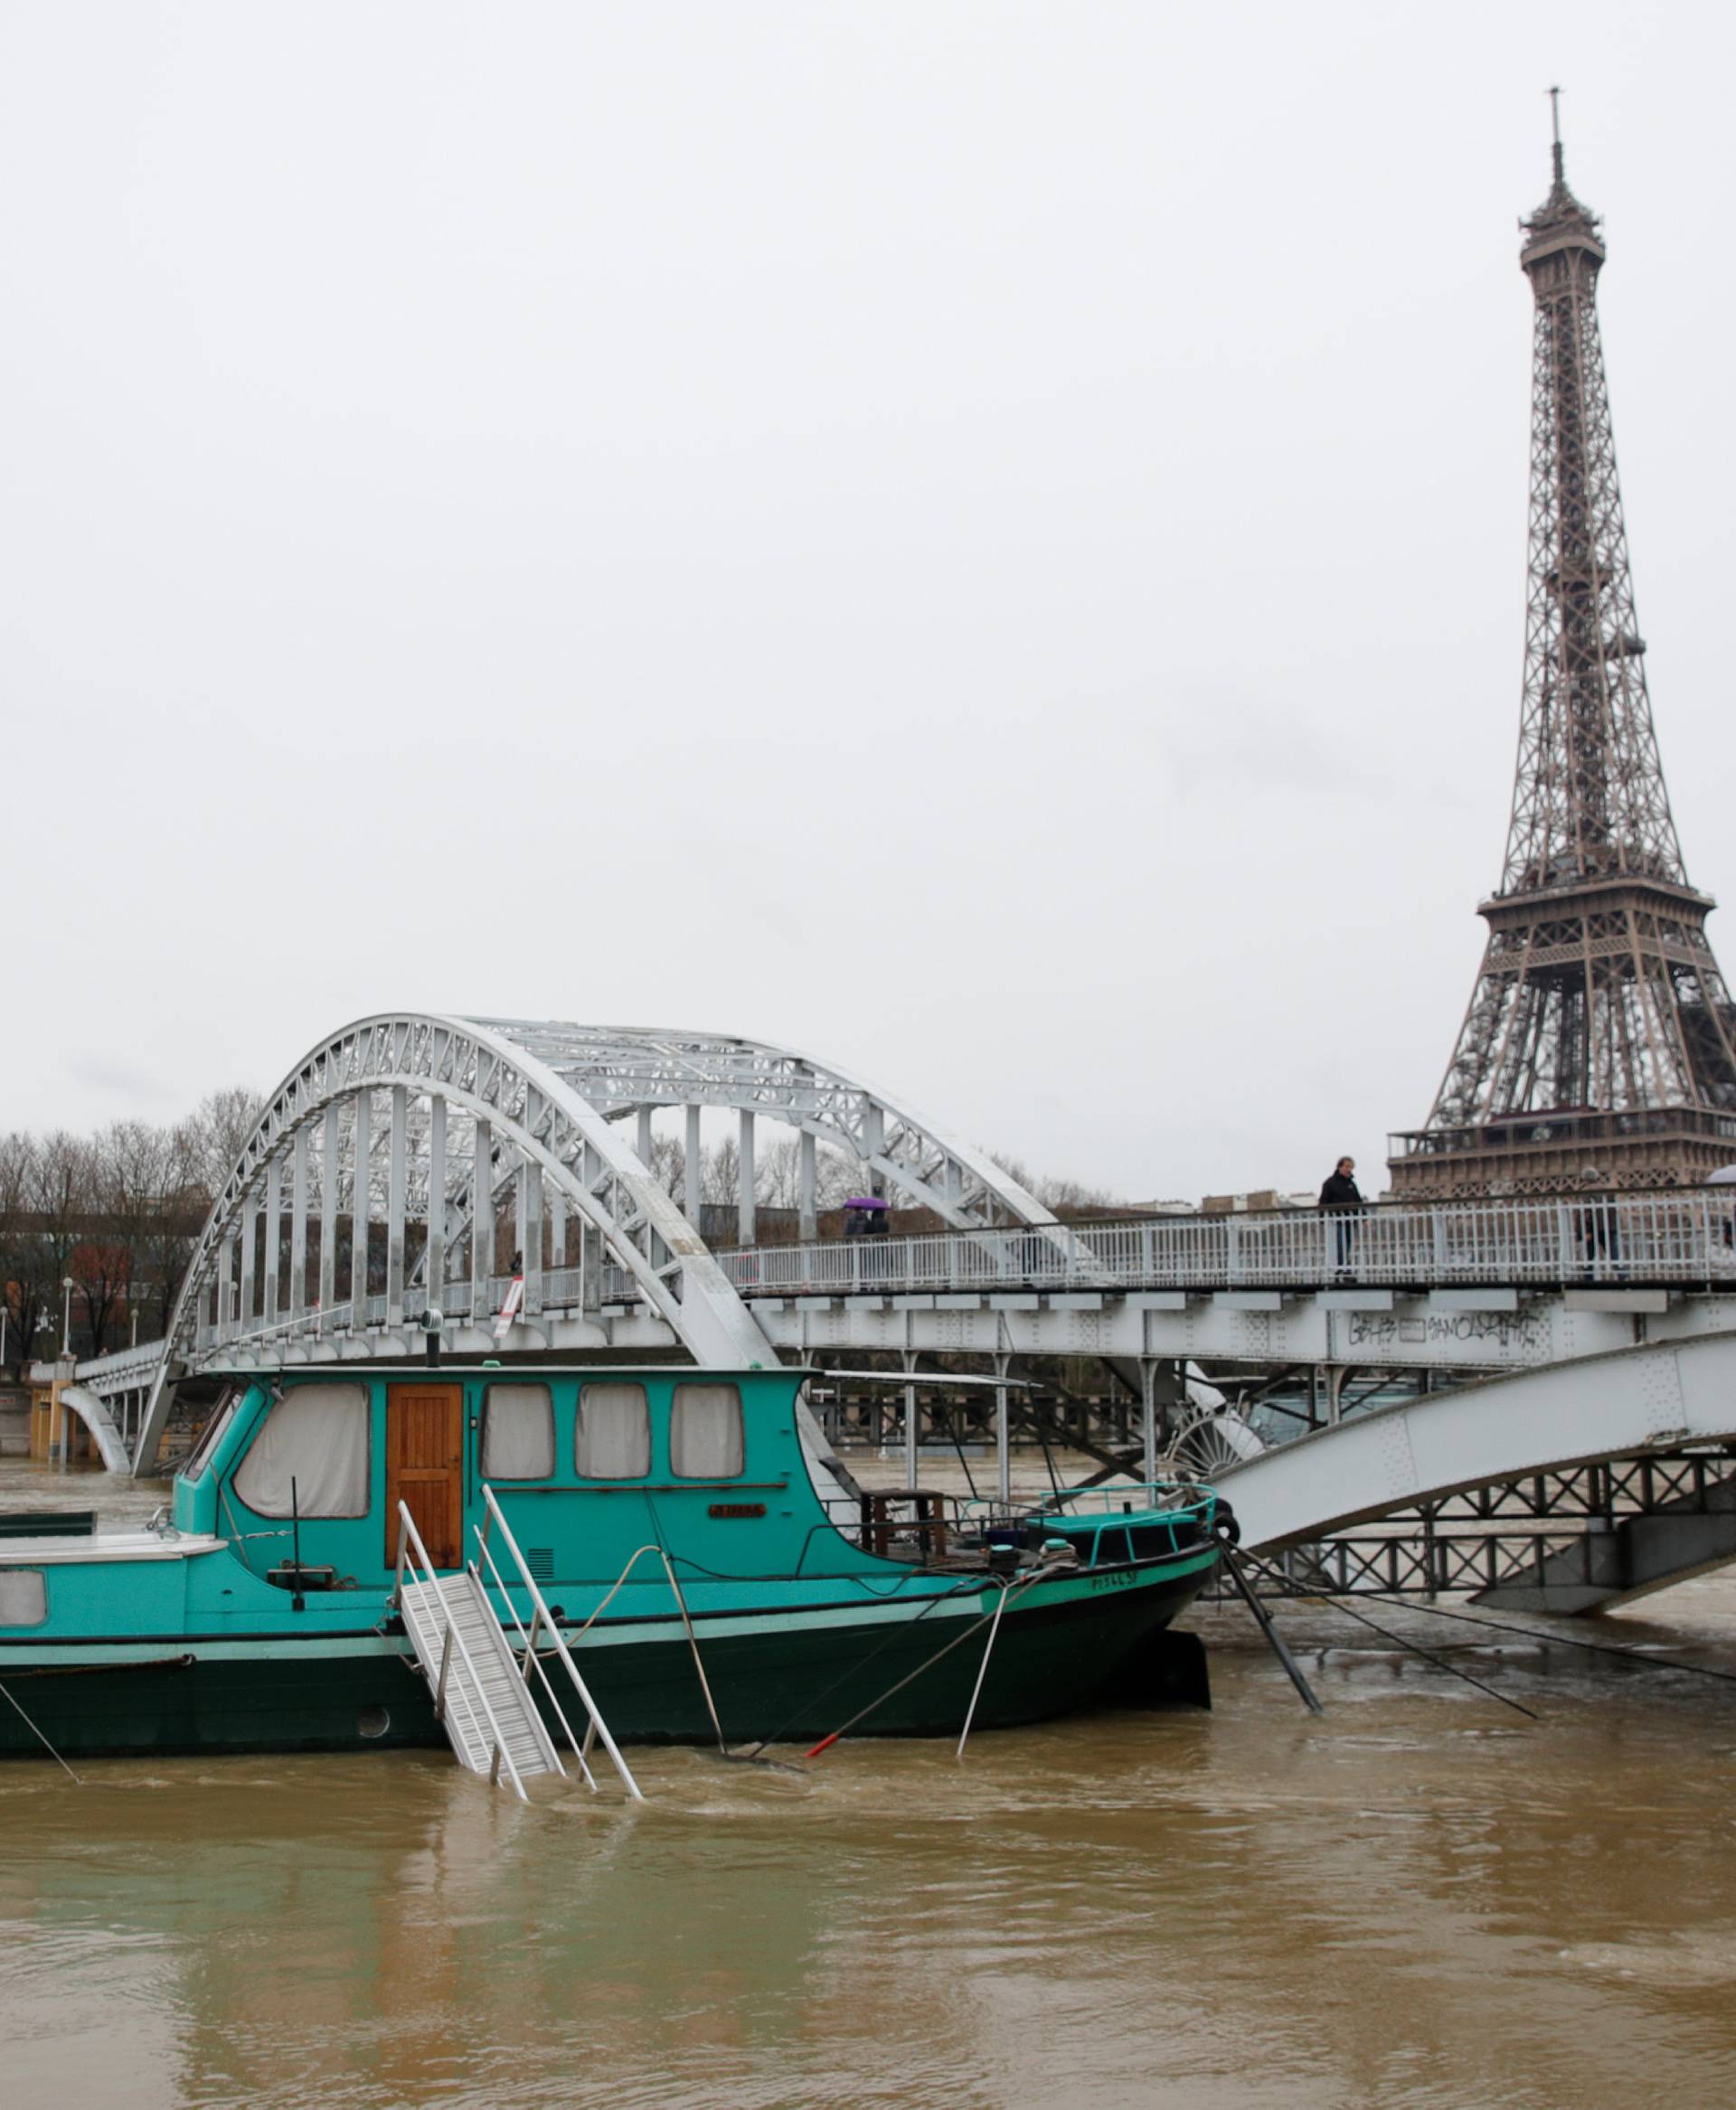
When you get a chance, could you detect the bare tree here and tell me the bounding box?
[182,1086,261,1203]
[755,1135,859,1209]
[702,1135,741,1207]
[989,1150,1117,1216]
[0,1132,46,1371]
[646,1133,686,1201]
[100,1119,204,1344]
[24,1130,88,1357]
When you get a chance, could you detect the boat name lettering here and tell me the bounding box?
[1086,1570,1138,1592]
[707,1502,767,1520]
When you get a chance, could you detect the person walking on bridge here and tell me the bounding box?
[1318,1156,1364,1277]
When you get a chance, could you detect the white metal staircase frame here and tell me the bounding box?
[392,1493,642,1802]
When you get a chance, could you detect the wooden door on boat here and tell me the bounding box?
[385,1383,465,1570]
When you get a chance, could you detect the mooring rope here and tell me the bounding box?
[1235,1551,1736,1697]
[0,1678,81,1784]
[1235,1548,1537,1717]
[1358,1589,1736,1691]
[804,1565,1056,1759]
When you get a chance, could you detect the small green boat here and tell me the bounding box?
[0,1362,1222,1762]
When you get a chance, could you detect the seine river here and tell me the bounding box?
[4,1452,1735,2109]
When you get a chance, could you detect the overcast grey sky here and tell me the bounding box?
[3,3,1731,1201]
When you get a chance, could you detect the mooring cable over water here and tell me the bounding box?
[0,1679,81,1785]
[804,1567,1055,1759]
[1355,1591,1736,1690]
[1233,1552,1736,1698]
[735,1575,985,1760]
[1270,1577,1542,1719]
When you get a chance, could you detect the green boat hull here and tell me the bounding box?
[0,1555,1212,1761]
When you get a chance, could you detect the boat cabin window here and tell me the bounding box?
[0,1570,47,1627]
[231,1383,371,1518]
[481,1383,555,1481]
[669,1383,745,1479]
[182,1389,241,1482]
[575,1382,651,1480]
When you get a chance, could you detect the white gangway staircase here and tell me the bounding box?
[392,1487,643,1803]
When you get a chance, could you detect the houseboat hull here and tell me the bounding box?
[0,1549,1214,1761]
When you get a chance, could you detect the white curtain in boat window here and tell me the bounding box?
[481,1383,554,1480]
[0,1569,46,1626]
[231,1384,370,1517]
[669,1383,744,1478]
[576,1383,650,1479]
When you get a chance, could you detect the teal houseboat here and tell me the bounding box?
[0,1362,1222,1762]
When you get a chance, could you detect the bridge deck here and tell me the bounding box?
[163,1191,1736,1361]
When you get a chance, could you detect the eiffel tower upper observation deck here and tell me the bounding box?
[1390,108,1736,1196]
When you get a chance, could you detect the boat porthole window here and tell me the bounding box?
[575,1383,651,1480]
[669,1383,745,1479]
[0,1570,48,1627]
[357,1707,391,1739]
[231,1384,371,1518]
[480,1383,555,1481]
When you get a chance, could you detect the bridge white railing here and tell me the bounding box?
[151,1192,1736,1369]
[714,1192,1736,1297]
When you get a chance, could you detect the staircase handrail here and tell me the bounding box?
[468,1525,593,1792]
[392,1499,531,1801]
[478,1485,644,1800]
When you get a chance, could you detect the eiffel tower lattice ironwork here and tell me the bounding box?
[1390,109,1736,1196]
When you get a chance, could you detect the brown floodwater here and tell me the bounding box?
[4,1451,1736,2110]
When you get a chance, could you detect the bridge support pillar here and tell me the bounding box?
[1140,1360,1158,1484]
[470,1116,492,1324]
[684,1105,703,1227]
[289,1129,308,1322]
[427,1097,448,1307]
[738,1110,756,1246]
[799,1129,817,1243]
[994,1352,1011,1505]
[523,1157,544,1316]
[239,1190,258,1335]
[319,1102,339,1324]
[352,1089,373,1324]
[217,1237,234,1345]
[386,1085,408,1326]
[902,1350,919,1493]
[263,1155,280,1329]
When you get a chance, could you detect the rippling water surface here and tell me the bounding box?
[5,1454,1736,2109]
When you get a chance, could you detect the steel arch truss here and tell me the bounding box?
[136,1013,783,1469]
[467,1020,1055,1229]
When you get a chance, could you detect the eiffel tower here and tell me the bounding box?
[1390,102,1736,1197]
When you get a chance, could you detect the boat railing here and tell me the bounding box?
[1030,1481,1217,1521]
[474,1487,643,1800]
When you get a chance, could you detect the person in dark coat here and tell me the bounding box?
[1318,1156,1363,1275]
[1574,1173,1619,1277]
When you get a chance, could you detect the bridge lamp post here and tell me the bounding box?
[61,1276,75,1361]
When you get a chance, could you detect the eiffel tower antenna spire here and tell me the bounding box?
[1391,122,1736,1197]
